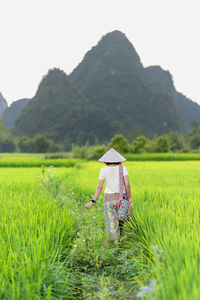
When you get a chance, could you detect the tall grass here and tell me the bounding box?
[0,159,79,168]
[63,161,200,299]
[1,159,200,298]
[3,152,200,165]
[125,152,200,161]
[0,168,77,299]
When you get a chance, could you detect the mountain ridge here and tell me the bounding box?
[14,68,120,145]
[0,92,8,116]
[69,30,180,137]
[2,98,31,129]
[11,30,200,144]
[144,65,200,131]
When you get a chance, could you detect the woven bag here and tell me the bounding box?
[117,165,130,220]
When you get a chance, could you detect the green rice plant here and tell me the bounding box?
[0,159,80,168]
[125,152,200,161]
[62,161,200,299]
[0,167,79,299]
[0,153,44,160]
[2,159,200,299]
[44,153,72,159]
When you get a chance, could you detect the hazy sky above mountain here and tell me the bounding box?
[0,0,199,105]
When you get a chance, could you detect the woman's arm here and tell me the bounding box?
[124,175,133,210]
[85,179,104,210]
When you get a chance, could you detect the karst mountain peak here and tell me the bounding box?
[1,30,199,144]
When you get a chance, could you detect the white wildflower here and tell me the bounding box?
[136,279,157,298]
[150,245,159,250]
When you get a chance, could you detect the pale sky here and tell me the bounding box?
[0,0,200,105]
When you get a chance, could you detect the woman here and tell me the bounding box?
[85,148,133,246]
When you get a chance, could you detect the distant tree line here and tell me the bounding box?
[0,121,63,153]
[70,125,200,159]
[1,119,200,154]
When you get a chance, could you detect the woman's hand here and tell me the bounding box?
[85,201,94,210]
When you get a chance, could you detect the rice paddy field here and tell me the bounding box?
[0,153,200,299]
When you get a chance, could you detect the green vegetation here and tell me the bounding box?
[17,134,62,153]
[0,167,76,299]
[0,153,80,167]
[0,121,63,153]
[0,157,200,298]
[2,123,198,155]
[63,160,200,299]
[0,158,78,168]
[66,128,200,160]
[124,152,200,161]
[1,28,200,298]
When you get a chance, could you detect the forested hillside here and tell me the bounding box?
[144,65,200,131]
[0,92,8,116]
[175,92,200,130]
[3,98,30,129]
[70,31,180,137]
[14,69,119,145]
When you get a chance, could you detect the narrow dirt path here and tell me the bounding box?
[60,181,140,299]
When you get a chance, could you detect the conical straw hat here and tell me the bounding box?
[98,148,126,162]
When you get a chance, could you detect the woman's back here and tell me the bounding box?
[99,165,128,194]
